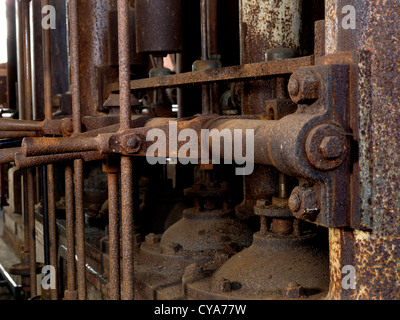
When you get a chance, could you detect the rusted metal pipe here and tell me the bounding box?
[118,0,131,132]
[15,151,105,169]
[22,137,99,157]
[69,0,86,300]
[118,0,134,301]
[21,0,38,299]
[64,164,77,300]
[0,147,20,164]
[120,156,134,300]
[41,0,58,300]
[103,162,120,300]
[27,167,36,298]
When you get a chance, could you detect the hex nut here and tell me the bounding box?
[320,136,344,159]
[288,69,321,104]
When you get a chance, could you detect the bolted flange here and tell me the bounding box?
[305,124,348,171]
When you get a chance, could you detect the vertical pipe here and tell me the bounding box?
[22,0,32,122]
[206,0,218,57]
[207,0,219,115]
[64,165,77,300]
[21,0,37,298]
[107,167,120,300]
[47,164,58,299]
[200,0,210,115]
[200,0,208,60]
[118,0,131,132]
[27,166,36,298]
[73,158,85,300]
[41,0,58,300]
[118,0,134,300]
[41,165,50,267]
[16,0,25,119]
[120,156,134,300]
[69,0,86,300]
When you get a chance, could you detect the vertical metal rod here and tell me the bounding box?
[22,170,29,254]
[120,156,134,300]
[47,164,58,299]
[207,0,219,115]
[118,0,134,300]
[200,0,211,115]
[200,0,208,61]
[41,0,58,300]
[64,165,77,299]
[41,166,50,267]
[206,0,218,58]
[69,0,86,300]
[21,0,37,298]
[118,0,131,132]
[22,0,32,122]
[16,0,25,120]
[107,167,120,300]
[27,166,36,298]
[73,159,85,300]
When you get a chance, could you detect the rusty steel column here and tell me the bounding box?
[41,0,58,300]
[69,0,86,300]
[322,0,400,300]
[118,0,134,300]
[76,0,117,115]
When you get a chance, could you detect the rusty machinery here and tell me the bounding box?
[0,0,398,301]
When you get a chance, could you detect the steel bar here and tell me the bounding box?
[0,131,38,139]
[207,0,218,57]
[200,0,208,61]
[118,0,131,132]
[22,137,99,157]
[41,0,58,300]
[27,167,36,298]
[64,164,77,300]
[21,0,37,299]
[0,147,19,164]
[118,0,134,300]
[41,165,50,267]
[69,0,86,300]
[120,156,134,300]
[107,56,313,93]
[73,158,85,300]
[105,164,120,300]
[47,164,57,300]
[15,151,105,169]
[201,0,210,115]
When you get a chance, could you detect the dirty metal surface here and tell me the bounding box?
[107,56,314,92]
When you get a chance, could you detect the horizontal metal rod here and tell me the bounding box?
[0,119,63,135]
[15,151,105,169]
[0,147,20,164]
[107,55,314,92]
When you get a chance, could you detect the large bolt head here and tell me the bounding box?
[320,136,344,159]
[288,68,321,104]
[289,187,320,221]
[121,134,142,154]
[306,124,348,171]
